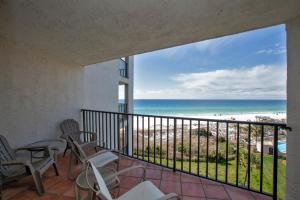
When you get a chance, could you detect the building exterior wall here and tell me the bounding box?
[83,57,134,113]
[0,39,84,148]
[83,60,119,112]
[286,15,300,200]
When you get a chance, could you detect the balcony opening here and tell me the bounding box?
[131,24,287,199]
[119,57,128,78]
[118,84,128,113]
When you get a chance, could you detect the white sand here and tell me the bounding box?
[133,112,286,130]
[177,112,286,121]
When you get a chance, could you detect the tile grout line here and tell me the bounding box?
[223,185,233,200]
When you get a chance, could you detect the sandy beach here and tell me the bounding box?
[176,112,286,121]
[132,112,286,130]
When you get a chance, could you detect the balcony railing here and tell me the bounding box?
[81,109,289,199]
[119,59,128,78]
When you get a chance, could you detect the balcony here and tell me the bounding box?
[3,147,272,200]
[81,109,289,199]
[118,103,128,113]
[119,58,128,78]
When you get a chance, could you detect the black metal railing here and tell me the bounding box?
[81,109,289,200]
[118,103,128,113]
[119,59,128,78]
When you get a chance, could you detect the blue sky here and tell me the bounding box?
[134,25,287,99]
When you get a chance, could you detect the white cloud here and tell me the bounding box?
[192,36,233,55]
[156,35,232,58]
[256,45,286,55]
[134,65,286,99]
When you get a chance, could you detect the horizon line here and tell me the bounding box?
[132,98,287,100]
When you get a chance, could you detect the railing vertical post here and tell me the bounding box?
[127,114,129,154]
[236,123,240,186]
[167,118,169,167]
[82,110,86,132]
[142,116,145,159]
[216,122,219,180]
[181,119,184,171]
[197,120,200,176]
[225,122,229,183]
[148,117,150,162]
[247,124,251,189]
[260,125,264,193]
[206,121,209,178]
[273,126,278,200]
[173,119,177,172]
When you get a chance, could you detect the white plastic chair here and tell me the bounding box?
[67,136,119,179]
[87,162,180,200]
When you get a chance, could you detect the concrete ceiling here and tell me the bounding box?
[1,0,300,66]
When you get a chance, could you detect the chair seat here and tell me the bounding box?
[118,181,164,200]
[76,167,119,190]
[88,152,118,168]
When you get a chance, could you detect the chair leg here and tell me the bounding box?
[32,171,45,195]
[63,146,69,157]
[53,163,59,176]
[67,152,73,179]
[0,183,2,200]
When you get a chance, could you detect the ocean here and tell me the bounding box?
[133,99,286,117]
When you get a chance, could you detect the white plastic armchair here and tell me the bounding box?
[0,135,59,195]
[67,136,119,179]
[87,162,180,200]
[60,119,97,157]
[75,165,146,200]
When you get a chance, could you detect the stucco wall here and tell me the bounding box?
[0,39,84,148]
[286,15,300,200]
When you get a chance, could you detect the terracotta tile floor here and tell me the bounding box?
[2,148,272,200]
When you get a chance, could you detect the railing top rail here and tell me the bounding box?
[81,109,288,127]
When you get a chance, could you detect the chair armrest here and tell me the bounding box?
[80,131,96,141]
[0,160,32,167]
[15,146,51,159]
[15,145,50,152]
[80,140,97,147]
[80,131,96,134]
[157,193,180,200]
[1,160,28,166]
[105,165,146,182]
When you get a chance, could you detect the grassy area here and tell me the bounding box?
[133,153,286,199]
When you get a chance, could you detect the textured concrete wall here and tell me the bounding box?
[1,1,299,65]
[0,39,83,148]
[286,15,300,200]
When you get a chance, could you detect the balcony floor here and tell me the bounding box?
[3,148,272,200]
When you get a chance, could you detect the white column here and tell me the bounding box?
[286,15,300,200]
[127,56,134,155]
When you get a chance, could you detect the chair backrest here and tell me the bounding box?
[68,136,87,163]
[0,135,17,176]
[90,163,113,200]
[60,119,80,139]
